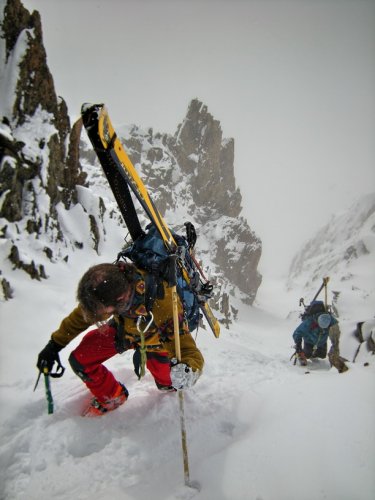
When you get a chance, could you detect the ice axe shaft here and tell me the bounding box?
[43,368,54,414]
[34,360,64,414]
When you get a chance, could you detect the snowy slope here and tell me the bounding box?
[0,233,374,500]
[1,122,374,499]
[1,77,374,500]
[1,2,374,497]
[287,193,375,323]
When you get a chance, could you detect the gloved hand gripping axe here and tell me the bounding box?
[33,357,65,414]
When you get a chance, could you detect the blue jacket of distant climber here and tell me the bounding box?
[293,314,338,347]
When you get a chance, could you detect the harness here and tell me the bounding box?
[114,271,168,379]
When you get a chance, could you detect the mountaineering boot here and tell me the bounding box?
[83,383,129,417]
[328,352,349,373]
[298,352,308,366]
[155,381,176,392]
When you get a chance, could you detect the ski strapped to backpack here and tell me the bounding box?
[299,277,330,319]
[81,103,220,338]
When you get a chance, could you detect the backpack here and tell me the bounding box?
[117,224,207,331]
[301,300,326,320]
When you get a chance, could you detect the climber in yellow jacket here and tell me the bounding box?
[36,262,204,416]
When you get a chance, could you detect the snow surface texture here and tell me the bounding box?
[0,197,374,500]
[288,193,375,323]
[1,91,374,499]
[1,2,374,496]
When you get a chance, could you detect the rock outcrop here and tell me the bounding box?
[0,0,86,288]
[118,99,262,310]
[0,0,262,325]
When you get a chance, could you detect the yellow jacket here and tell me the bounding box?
[51,271,204,371]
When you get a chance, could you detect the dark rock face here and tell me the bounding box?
[0,0,85,223]
[170,100,262,303]
[0,0,86,286]
[3,1,57,124]
[171,100,243,220]
[121,99,262,307]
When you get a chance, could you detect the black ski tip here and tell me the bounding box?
[81,102,94,114]
[81,103,104,129]
[81,102,104,117]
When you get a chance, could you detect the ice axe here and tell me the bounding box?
[34,358,65,414]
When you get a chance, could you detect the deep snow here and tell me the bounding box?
[0,96,374,499]
[1,3,373,494]
[0,248,374,500]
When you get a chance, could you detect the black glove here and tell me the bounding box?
[37,339,64,373]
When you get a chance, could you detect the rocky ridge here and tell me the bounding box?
[0,0,262,326]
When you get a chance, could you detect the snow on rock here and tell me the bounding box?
[287,192,375,324]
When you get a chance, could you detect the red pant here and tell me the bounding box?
[69,325,172,402]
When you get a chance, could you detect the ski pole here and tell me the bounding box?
[169,255,191,487]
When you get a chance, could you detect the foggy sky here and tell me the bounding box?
[20,0,375,277]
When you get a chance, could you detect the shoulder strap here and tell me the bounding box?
[144,273,164,312]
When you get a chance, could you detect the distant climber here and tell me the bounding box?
[292,300,348,373]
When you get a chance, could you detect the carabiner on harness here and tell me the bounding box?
[136,312,154,334]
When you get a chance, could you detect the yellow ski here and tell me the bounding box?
[82,103,220,338]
